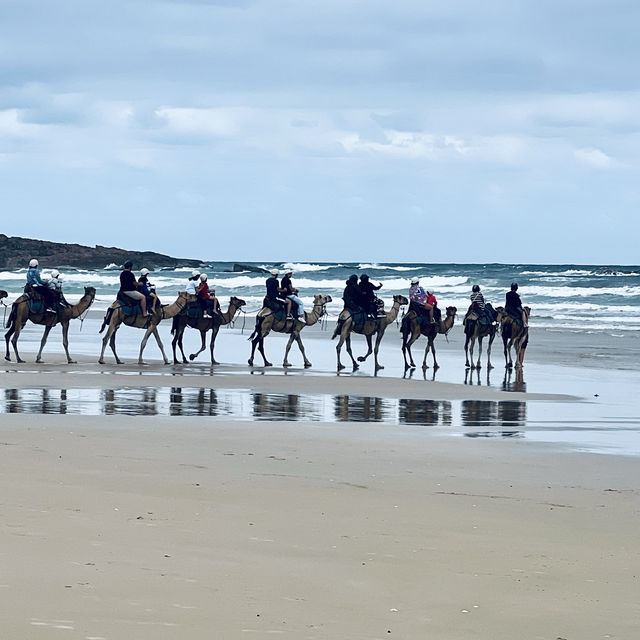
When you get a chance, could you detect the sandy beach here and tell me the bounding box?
[1,318,639,640]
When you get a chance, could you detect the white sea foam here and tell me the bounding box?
[522,269,640,278]
[281,263,343,272]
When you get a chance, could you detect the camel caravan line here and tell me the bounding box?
[0,275,530,372]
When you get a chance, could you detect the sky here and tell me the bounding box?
[1,0,639,264]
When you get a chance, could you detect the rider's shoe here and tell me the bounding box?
[298,316,306,324]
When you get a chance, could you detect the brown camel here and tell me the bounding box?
[496,306,531,369]
[333,295,408,371]
[248,294,332,367]
[4,286,97,364]
[463,311,498,370]
[98,291,190,365]
[400,306,457,370]
[171,296,246,365]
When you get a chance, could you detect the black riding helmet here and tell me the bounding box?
[123,260,133,269]
[346,274,358,285]
[472,284,480,292]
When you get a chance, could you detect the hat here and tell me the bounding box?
[29,259,38,268]
[200,273,208,281]
[284,268,293,275]
[51,269,60,278]
[140,268,149,276]
[191,269,201,278]
[270,268,279,276]
[410,276,419,285]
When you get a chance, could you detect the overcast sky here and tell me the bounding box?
[1,0,639,264]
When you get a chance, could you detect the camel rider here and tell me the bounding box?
[342,274,362,313]
[359,274,384,317]
[505,282,528,328]
[47,270,70,308]
[184,270,200,296]
[281,268,306,324]
[138,268,158,313]
[26,259,55,312]
[119,260,148,317]
[467,284,497,325]
[197,273,219,318]
[265,268,286,311]
[408,277,435,323]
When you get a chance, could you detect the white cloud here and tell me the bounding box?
[574,147,612,168]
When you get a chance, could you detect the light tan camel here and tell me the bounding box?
[333,295,408,371]
[400,306,457,370]
[4,286,96,364]
[496,306,531,369]
[171,296,246,365]
[98,291,190,365]
[248,294,332,367]
[463,311,498,370]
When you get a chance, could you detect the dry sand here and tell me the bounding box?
[0,361,638,639]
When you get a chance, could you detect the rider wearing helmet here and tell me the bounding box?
[119,260,148,317]
[264,268,286,311]
[47,269,70,308]
[26,258,55,311]
[197,273,219,318]
[280,268,305,323]
[505,282,528,327]
[184,269,201,296]
[137,267,158,312]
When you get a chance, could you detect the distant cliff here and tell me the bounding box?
[0,235,202,270]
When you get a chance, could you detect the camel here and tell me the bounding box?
[248,294,332,368]
[333,295,408,371]
[98,291,190,365]
[4,286,97,364]
[463,310,498,370]
[400,306,457,370]
[496,306,531,369]
[171,296,246,365]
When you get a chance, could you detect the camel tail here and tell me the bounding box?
[170,315,179,336]
[5,303,17,330]
[99,308,113,334]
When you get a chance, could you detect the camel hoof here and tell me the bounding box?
[248,359,254,366]
[488,364,494,370]
[163,360,169,365]
[357,356,366,362]
[304,362,312,368]
[337,364,345,371]
[17,359,25,364]
[422,365,429,370]
[283,362,292,368]
[68,360,76,364]
[376,365,385,370]
[4,357,10,362]
[352,364,359,371]
[212,360,219,366]
[98,359,104,365]
[36,358,42,363]
[264,362,272,367]
[189,354,196,361]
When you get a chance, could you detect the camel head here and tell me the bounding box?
[0,290,7,301]
[524,306,531,316]
[313,294,332,306]
[230,296,246,308]
[393,294,409,306]
[445,306,457,318]
[84,286,97,298]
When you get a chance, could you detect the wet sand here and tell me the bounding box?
[1,322,639,638]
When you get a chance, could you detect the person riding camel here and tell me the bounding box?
[47,270,70,308]
[467,284,497,325]
[359,274,384,317]
[505,282,528,328]
[342,274,362,314]
[26,258,55,312]
[119,260,148,317]
[408,277,435,323]
[184,270,200,296]
[197,273,219,319]
[280,268,305,324]
[137,268,158,313]
[265,268,286,312]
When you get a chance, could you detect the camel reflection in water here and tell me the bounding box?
[398,398,452,426]
[462,397,527,439]
[3,387,70,414]
[103,387,159,416]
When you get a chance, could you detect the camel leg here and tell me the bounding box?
[62,322,76,363]
[109,329,123,364]
[344,334,359,370]
[335,328,349,371]
[208,326,220,365]
[248,335,259,366]
[357,334,373,363]
[373,330,385,370]
[10,322,26,363]
[402,329,419,369]
[283,333,296,367]
[475,337,483,369]
[425,336,439,370]
[257,335,271,367]
[486,333,495,370]
[4,326,13,361]
[296,333,311,368]
[99,324,113,364]
[189,329,208,362]
[153,328,170,365]
[465,334,474,369]
[503,336,511,368]
[35,324,53,363]
[171,326,187,364]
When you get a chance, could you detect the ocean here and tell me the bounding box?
[2,262,640,334]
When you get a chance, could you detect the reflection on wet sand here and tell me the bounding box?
[399,398,452,426]
[462,397,527,439]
